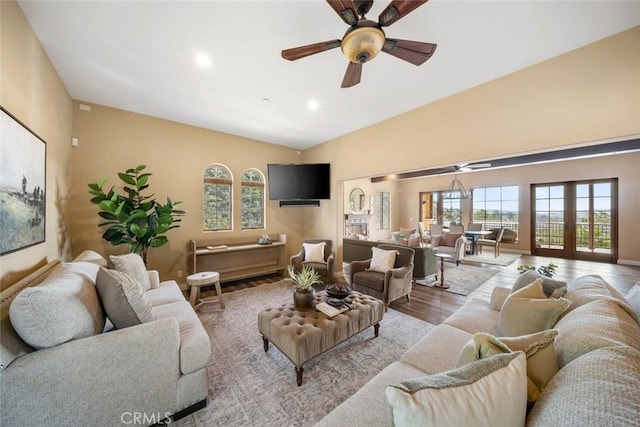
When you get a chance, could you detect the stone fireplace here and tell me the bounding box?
[345,214,372,237]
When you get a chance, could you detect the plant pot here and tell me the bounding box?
[293,288,316,310]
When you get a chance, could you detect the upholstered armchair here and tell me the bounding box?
[431,232,467,265]
[290,239,335,286]
[349,244,415,311]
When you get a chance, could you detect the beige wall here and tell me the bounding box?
[70,104,305,282]
[304,27,640,265]
[0,1,74,291]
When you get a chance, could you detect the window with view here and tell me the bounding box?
[203,164,232,231]
[374,192,390,230]
[241,169,265,229]
[442,194,462,227]
[472,185,519,237]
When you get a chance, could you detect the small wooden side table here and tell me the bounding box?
[434,253,451,289]
[187,271,225,309]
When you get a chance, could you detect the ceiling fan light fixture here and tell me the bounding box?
[341,24,385,64]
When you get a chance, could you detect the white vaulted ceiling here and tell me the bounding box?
[17,1,640,150]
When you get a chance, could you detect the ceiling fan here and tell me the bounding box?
[453,163,492,172]
[281,0,437,88]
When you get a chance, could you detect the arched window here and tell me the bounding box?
[203,164,232,231]
[241,169,265,229]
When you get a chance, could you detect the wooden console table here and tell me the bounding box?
[187,234,287,283]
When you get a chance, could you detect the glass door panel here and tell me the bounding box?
[534,185,568,255]
[575,181,614,260]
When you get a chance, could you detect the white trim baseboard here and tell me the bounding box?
[618,259,640,267]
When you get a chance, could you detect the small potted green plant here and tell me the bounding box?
[287,265,321,309]
[257,234,272,245]
[517,262,558,278]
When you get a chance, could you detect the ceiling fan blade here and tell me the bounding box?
[456,162,492,172]
[341,62,362,88]
[382,38,437,65]
[282,39,342,61]
[378,0,428,27]
[326,0,359,26]
[467,163,492,169]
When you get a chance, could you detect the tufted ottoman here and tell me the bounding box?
[258,291,385,385]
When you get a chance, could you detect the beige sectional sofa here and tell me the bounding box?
[0,251,210,426]
[317,274,640,426]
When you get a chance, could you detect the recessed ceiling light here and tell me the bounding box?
[307,99,319,111]
[195,52,211,68]
[262,98,270,103]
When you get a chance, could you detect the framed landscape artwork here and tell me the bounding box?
[1,107,46,255]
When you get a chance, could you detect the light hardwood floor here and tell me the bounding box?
[199,255,640,325]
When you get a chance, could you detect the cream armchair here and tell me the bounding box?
[431,232,468,265]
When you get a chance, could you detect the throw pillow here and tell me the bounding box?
[386,352,527,427]
[440,233,461,247]
[109,253,151,291]
[369,246,398,273]
[499,279,571,337]
[456,330,559,403]
[625,283,640,324]
[400,227,416,236]
[303,242,326,263]
[95,268,156,329]
[9,264,105,349]
[512,270,568,298]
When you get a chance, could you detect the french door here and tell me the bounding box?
[531,179,617,263]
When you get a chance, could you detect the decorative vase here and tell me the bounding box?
[293,288,316,310]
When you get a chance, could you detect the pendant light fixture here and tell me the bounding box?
[442,175,470,199]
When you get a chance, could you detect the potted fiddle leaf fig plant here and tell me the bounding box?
[287,265,321,309]
[87,164,185,264]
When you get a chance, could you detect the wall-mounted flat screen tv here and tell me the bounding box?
[267,163,331,200]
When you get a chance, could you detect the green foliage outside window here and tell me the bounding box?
[203,164,232,231]
[241,169,264,229]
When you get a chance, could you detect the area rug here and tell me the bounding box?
[415,263,500,296]
[173,281,434,427]
[461,252,521,267]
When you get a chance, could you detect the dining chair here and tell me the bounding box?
[418,223,429,244]
[449,223,464,233]
[429,224,443,237]
[477,227,506,257]
[467,223,483,231]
